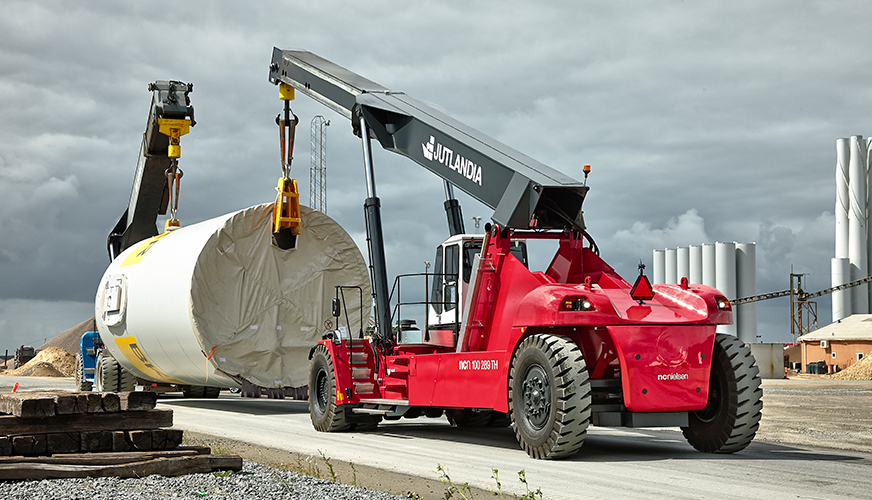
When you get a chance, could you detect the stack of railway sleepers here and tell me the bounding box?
[0,390,241,480]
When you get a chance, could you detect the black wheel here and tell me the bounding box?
[75,353,92,392]
[446,409,492,427]
[508,334,591,459]
[119,366,136,392]
[682,333,763,453]
[203,387,222,398]
[309,344,352,432]
[182,386,206,398]
[424,408,444,418]
[487,411,512,428]
[95,350,120,392]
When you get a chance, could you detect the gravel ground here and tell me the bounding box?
[0,460,410,500]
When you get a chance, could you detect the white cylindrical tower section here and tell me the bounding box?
[867,138,872,312]
[736,243,757,344]
[831,257,851,322]
[665,247,678,284]
[94,204,371,389]
[702,243,717,288]
[835,138,850,259]
[676,246,690,283]
[715,241,738,336]
[848,135,868,313]
[689,245,703,284]
[653,250,666,284]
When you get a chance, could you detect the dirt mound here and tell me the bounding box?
[39,317,96,355]
[7,346,76,378]
[830,352,872,380]
[11,361,67,378]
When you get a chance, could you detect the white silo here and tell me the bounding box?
[702,243,717,288]
[848,135,868,313]
[689,245,703,284]
[831,257,851,321]
[677,246,690,283]
[665,247,678,284]
[736,243,757,343]
[715,242,738,336]
[834,138,851,318]
[653,249,666,285]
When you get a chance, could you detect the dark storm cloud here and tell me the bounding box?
[1,0,871,346]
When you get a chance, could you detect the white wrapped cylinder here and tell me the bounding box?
[689,245,703,284]
[95,204,371,389]
[848,136,868,313]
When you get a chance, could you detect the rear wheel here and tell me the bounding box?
[310,344,352,432]
[75,353,92,392]
[203,387,222,398]
[95,350,119,393]
[508,334,591,459]
[446,408,492,427]
[182,386,206,398]
[682,333,763,453]
[119,366,136,392]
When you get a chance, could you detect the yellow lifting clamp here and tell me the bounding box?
[158,118,191,158]
[273,176,302,235]
[272,83,302,247]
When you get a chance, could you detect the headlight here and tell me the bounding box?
[715,296,731,311]
[561,297,594,311]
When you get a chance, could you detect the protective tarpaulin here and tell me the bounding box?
[190,204,371,388]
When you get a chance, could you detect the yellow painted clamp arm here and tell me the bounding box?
[274,177,301,235]
[158,118,191,158]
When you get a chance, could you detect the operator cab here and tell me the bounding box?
[428,234,528,329]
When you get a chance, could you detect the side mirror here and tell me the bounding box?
[332,298,341,318]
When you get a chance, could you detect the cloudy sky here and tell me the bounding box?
[2,1,870,350]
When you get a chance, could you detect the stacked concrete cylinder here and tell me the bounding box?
[653,241,757,343]
[832,135,872,321]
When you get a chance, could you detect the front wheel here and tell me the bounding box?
[75,353,92,391]
[309,344,352,432]
[95,350,119,392]
[682,333,763,453]
[508,334,591,459]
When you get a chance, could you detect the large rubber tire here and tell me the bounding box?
[75,353,93,392]
[183,386,206,398]
[508,334,591,459]
[309,344,352,432]
[682,333,763,453]
[203,387,222,399]
[119,366,136,392]
[95,350,120,393]
[446,409,493,427]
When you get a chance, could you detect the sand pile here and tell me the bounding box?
[7,346,76,378]
[830,352,872,380]
[11,362,67,378]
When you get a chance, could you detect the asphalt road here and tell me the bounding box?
[159,393,872,500]
[3,375,871,499]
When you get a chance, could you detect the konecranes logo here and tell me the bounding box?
[422,136,483,186]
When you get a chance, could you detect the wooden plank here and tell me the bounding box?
[11,435,47,456]
[111,431,130,452]
[0,446,210,465]
[119,392,157,411]
[54,394,89,415]
[0,409,173,435]
[100,393,121,413]
[80,430,113,452]
[128,430,152,450]
[0,393,55,418]
[46,432,80,454]
[0,436,10,456]
[0,453,242,480]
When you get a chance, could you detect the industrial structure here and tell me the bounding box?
[832,136,872,321]
[653,243,757,343]
[310,115,329,213]
[798,314,872,372]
